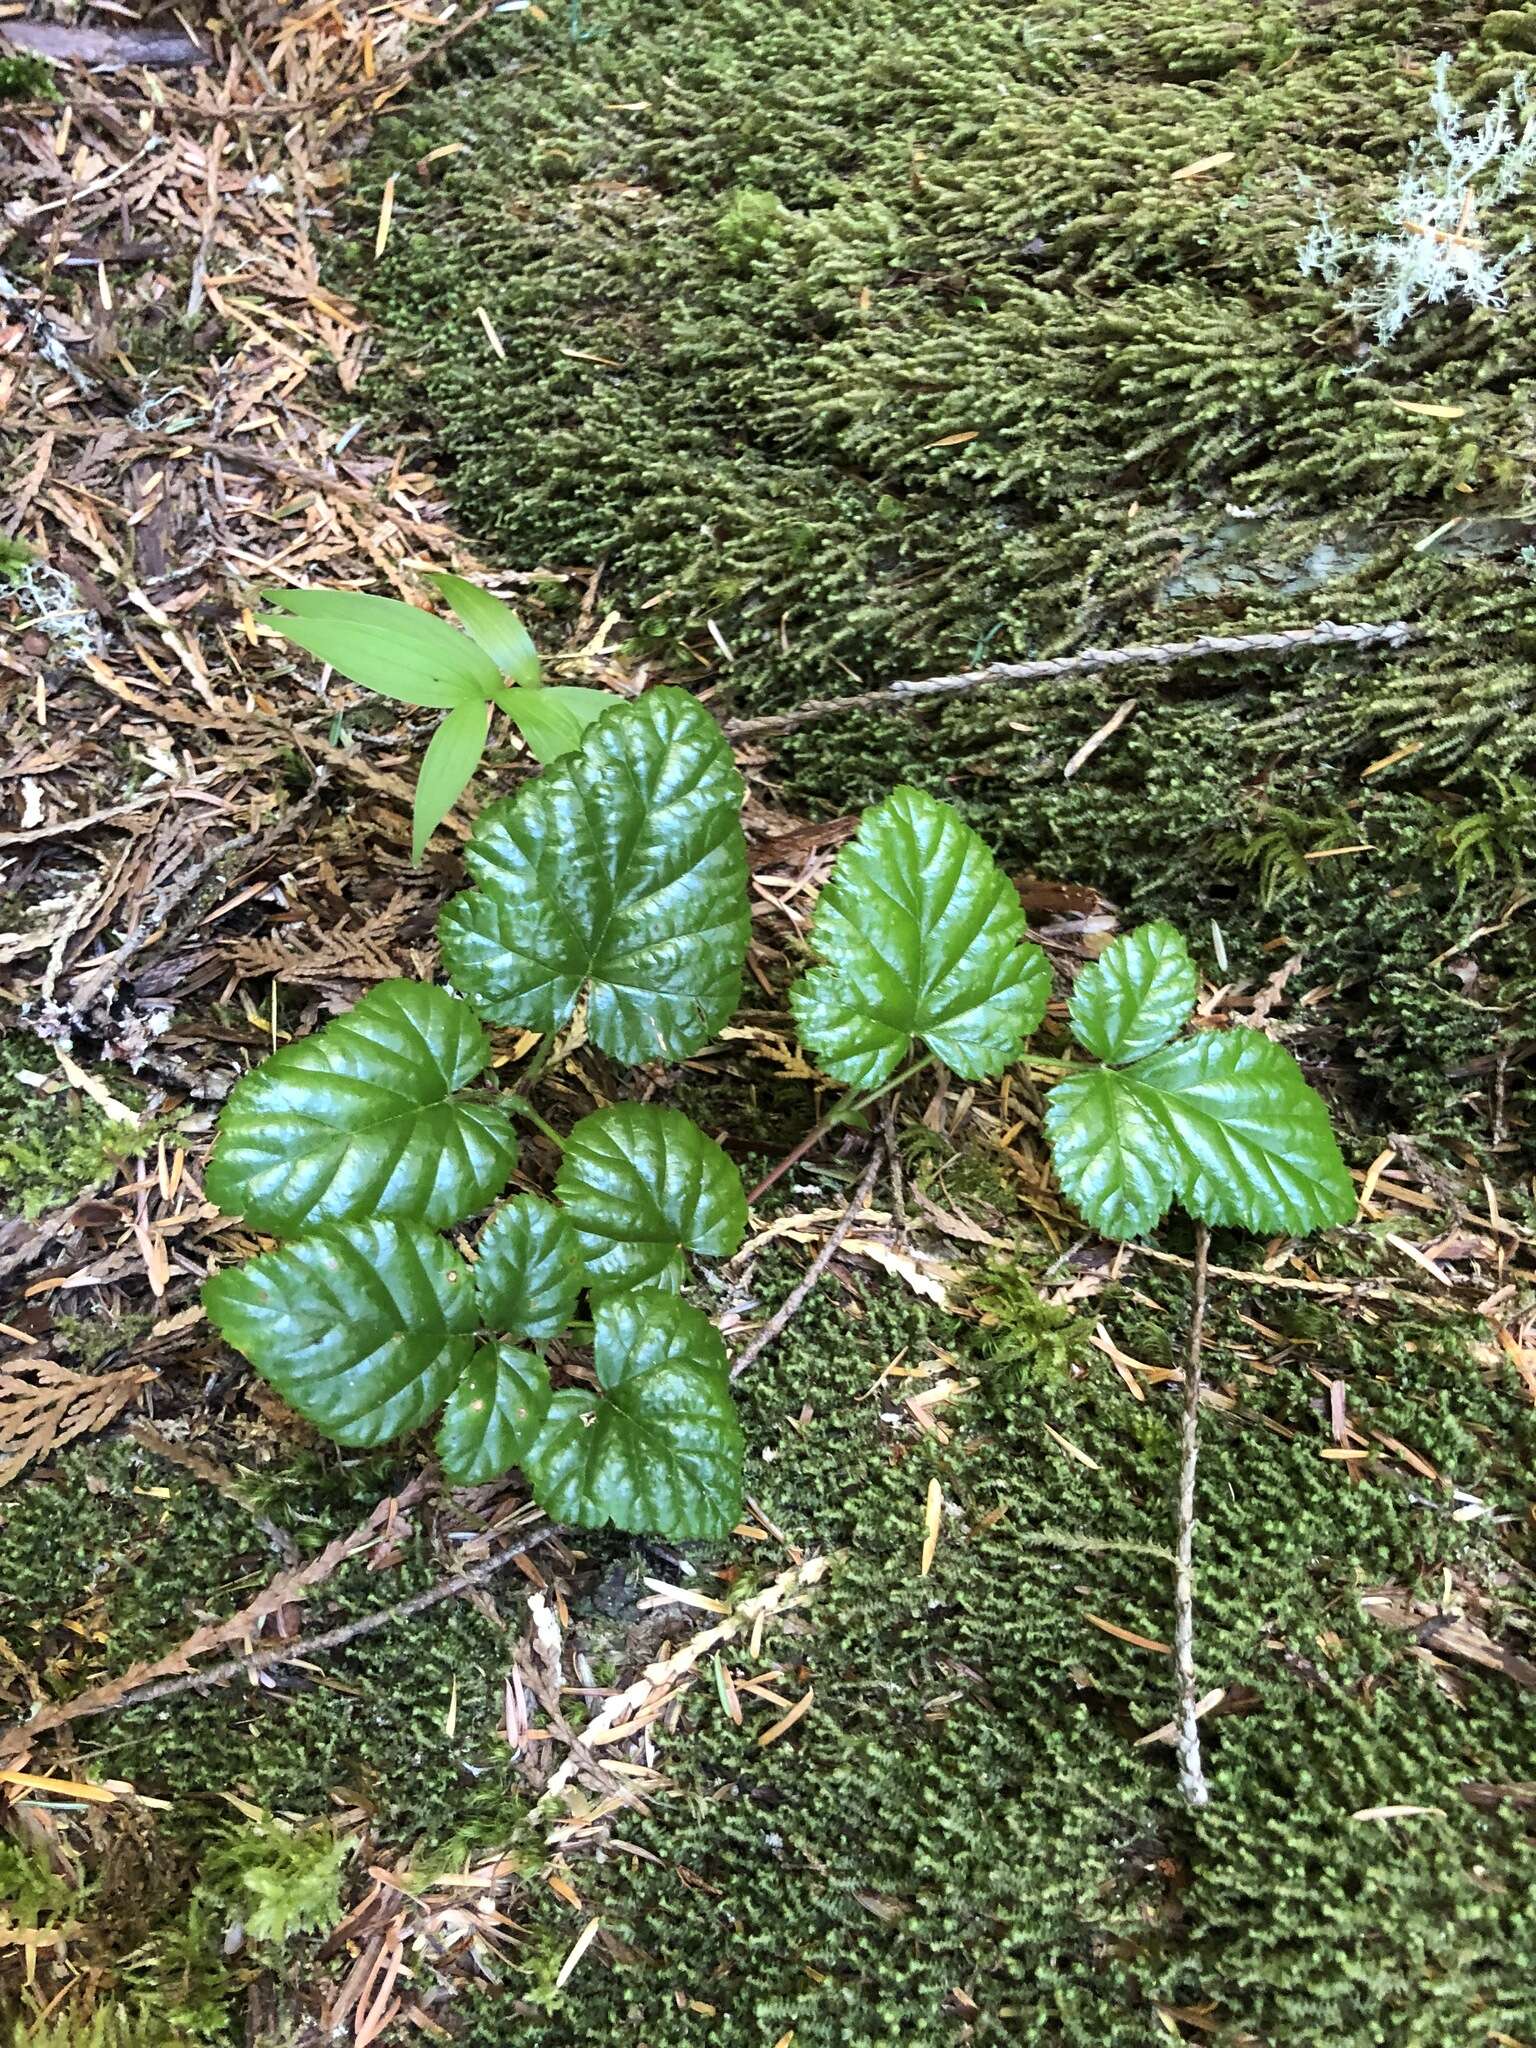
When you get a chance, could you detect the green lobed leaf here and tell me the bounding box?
[504,684,615,765]
[1068,921,1197,1065]
[203,1221,477,1447]
[555,1104,747,1296]
[474,1195,583,1340]
[205,980,517,1235]
[436,1344,552,1485]
[519,1291,743,1539]
[412,698,490,862]
[259,588,500,706]
[789,787,1050,1090]
[439,689,750,1064]
[422,572,541,685]
[1046,1028,1354,1240]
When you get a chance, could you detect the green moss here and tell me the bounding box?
[0,1439,528,1846]
[441,1261,1536,2045]
[0,1039,143,1219]
[347,0,1536,1134]
[0,53,56,103]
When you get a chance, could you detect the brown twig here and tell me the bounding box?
[3,1522,561,1756]
[732,1147,884,1379]
[1174,1222,1212,1810]
[721,620,1419,742]
[112,1521,561,1712]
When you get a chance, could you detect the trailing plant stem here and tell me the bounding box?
[504,1093,565,1149]
[746,1054,936,1205]
[1175,1221,1212,1810]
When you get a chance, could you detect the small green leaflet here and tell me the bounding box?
[1068,922,1197,1065]
[556,1104,747,1296]
[423,572,542,687]
[506,685,614,766]
[1042,1067,1174,1240]
[790,787,1050,1089]
[259,587,500,707]
[520,1291,744,1539]
[413,698,490,863]
[437,1345,551,1486]
[205,981,517,1236]
[1046,1027,1354,1240]
[203,1222,477,1447]
[440,689,750,1065]
[473,1195,583,1340]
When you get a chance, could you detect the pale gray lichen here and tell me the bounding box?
[1299,53,1536,344]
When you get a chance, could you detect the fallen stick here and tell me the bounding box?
[721,619,1419,742]
[1174,1223,1212,1810]
[732,1147,884,1379]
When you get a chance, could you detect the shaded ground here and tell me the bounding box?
[1,5,1534,2046]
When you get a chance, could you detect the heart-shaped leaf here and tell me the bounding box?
[519,1292,743,1539]
[556,1105,746,1297]
[474,1195,583,1340]
[1068,922,1197,1065]
[422,572,541,686]
[437,1344,551,1485]
[260,588,500,707]
[790,787,1050,1089]
[205,981,517,1235]
[439,689,749,1064]
[1046,1028,1354,1240]
[203,1222,477,1446]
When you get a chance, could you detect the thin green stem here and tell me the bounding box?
[516,1032,559,1094]
[504,1093,565,1150]
[747,1052,937,1206]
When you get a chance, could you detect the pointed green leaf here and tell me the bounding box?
[1068,922,1197,1065]
[439,689,749,1064]
[1117,1029,1355,1236]
[422,572,541,685]
[1046,1028,1354,1240]
[520,1292,743,1539]
[1043,1066,1175,1240]
[259,588,500,706]
[203,1222,476,1446]
[437,1344,551,1485]
[205,981,517,1235]
[504,684,615,765]
[412,698,489,862]
[474,1195,583,1339]
[555,1104,747,1297]
[789,787,1050,1090]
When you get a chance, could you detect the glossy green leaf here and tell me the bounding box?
[437,1344,551,1485]
[474,1195,583,1340]
[789,787,1050,1090]
[259,588,500,707]
[504,684,615,766]
[1068,921,1197,1065]
[440,689,749,1064]
[520,1292,743,1539]
[555,1104,747,1296]
[1042,1066,1174,1241]
[203,1222,476,1446]
[422,572,541,686]
[1118,1030,1355,1234]
[205,980,516,1235]
[413,698,490,862]
[1046,1028,1354,1240]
